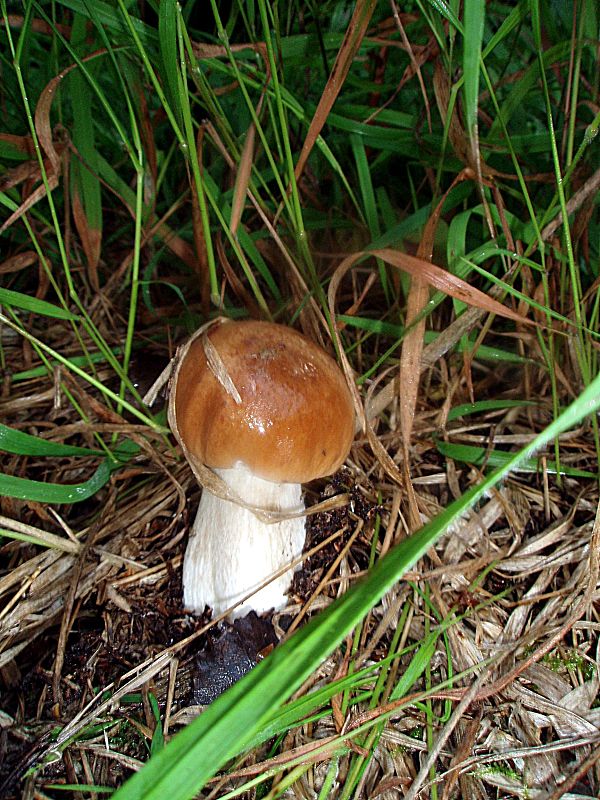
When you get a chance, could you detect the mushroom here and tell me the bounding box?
[168,319,355,619]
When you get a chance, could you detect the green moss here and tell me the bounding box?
[543,648,595,679]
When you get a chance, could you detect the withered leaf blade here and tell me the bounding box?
[294,0,378,182]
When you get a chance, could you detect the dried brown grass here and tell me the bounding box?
[1,285,599,799]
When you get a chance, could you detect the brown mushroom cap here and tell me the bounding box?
[172,320,355,484]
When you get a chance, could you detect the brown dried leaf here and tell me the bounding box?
[137,88,158,204]
[72,187,101,289]
[328,242,532,484]
[230,105,261,236]
[294,0,379,182]
[400,171,482,528]
[441,712,483,800]
[190,126,210,311]
[191,40,267,64]
[152,219,198,272]
[399,262,429,528]
[34,50,108,179]
[0,158,43,192]
[0,173,59,234]
[0,132,36,157]
[0,250,37,275]
[433,60,469,165]
[6,14,71,37]
[215,235,263,320]
[370,248,530,325]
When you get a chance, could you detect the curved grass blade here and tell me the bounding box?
[0,460,112,504]
[0,424,103,457]
[0,288,77,320]
[53,0,157,48]
[436,440,597,479]
[447,399,538,422]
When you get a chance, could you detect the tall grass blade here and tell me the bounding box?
[462,2,485,168]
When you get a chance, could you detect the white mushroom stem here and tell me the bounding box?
[182,463,306,619]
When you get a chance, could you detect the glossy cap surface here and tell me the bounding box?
[173,320,355,483]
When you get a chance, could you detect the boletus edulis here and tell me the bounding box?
[168,319,355,619]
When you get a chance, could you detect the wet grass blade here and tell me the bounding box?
[436,440,597,479]
[0,288,78,320]
[0,461,112,504]
[447,399,538,422]
[0,424,104,457]
[462,2,485,148]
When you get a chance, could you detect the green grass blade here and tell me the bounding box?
[447,399,538,422]
[0,461,112,504]
[158,0,184,132]
[389,629,439,701]
[0,528,80,553]
[482,1,527,58]
[55,0,157,48]
[112,513,455,800]
[436,440,597,479]
[462,2,485,146]
[0,424,103,457]
[0,288,78,320]
[487,41,571,141]
[10,349,124,383]
[426,0,463,34]
[351,134,387,297]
